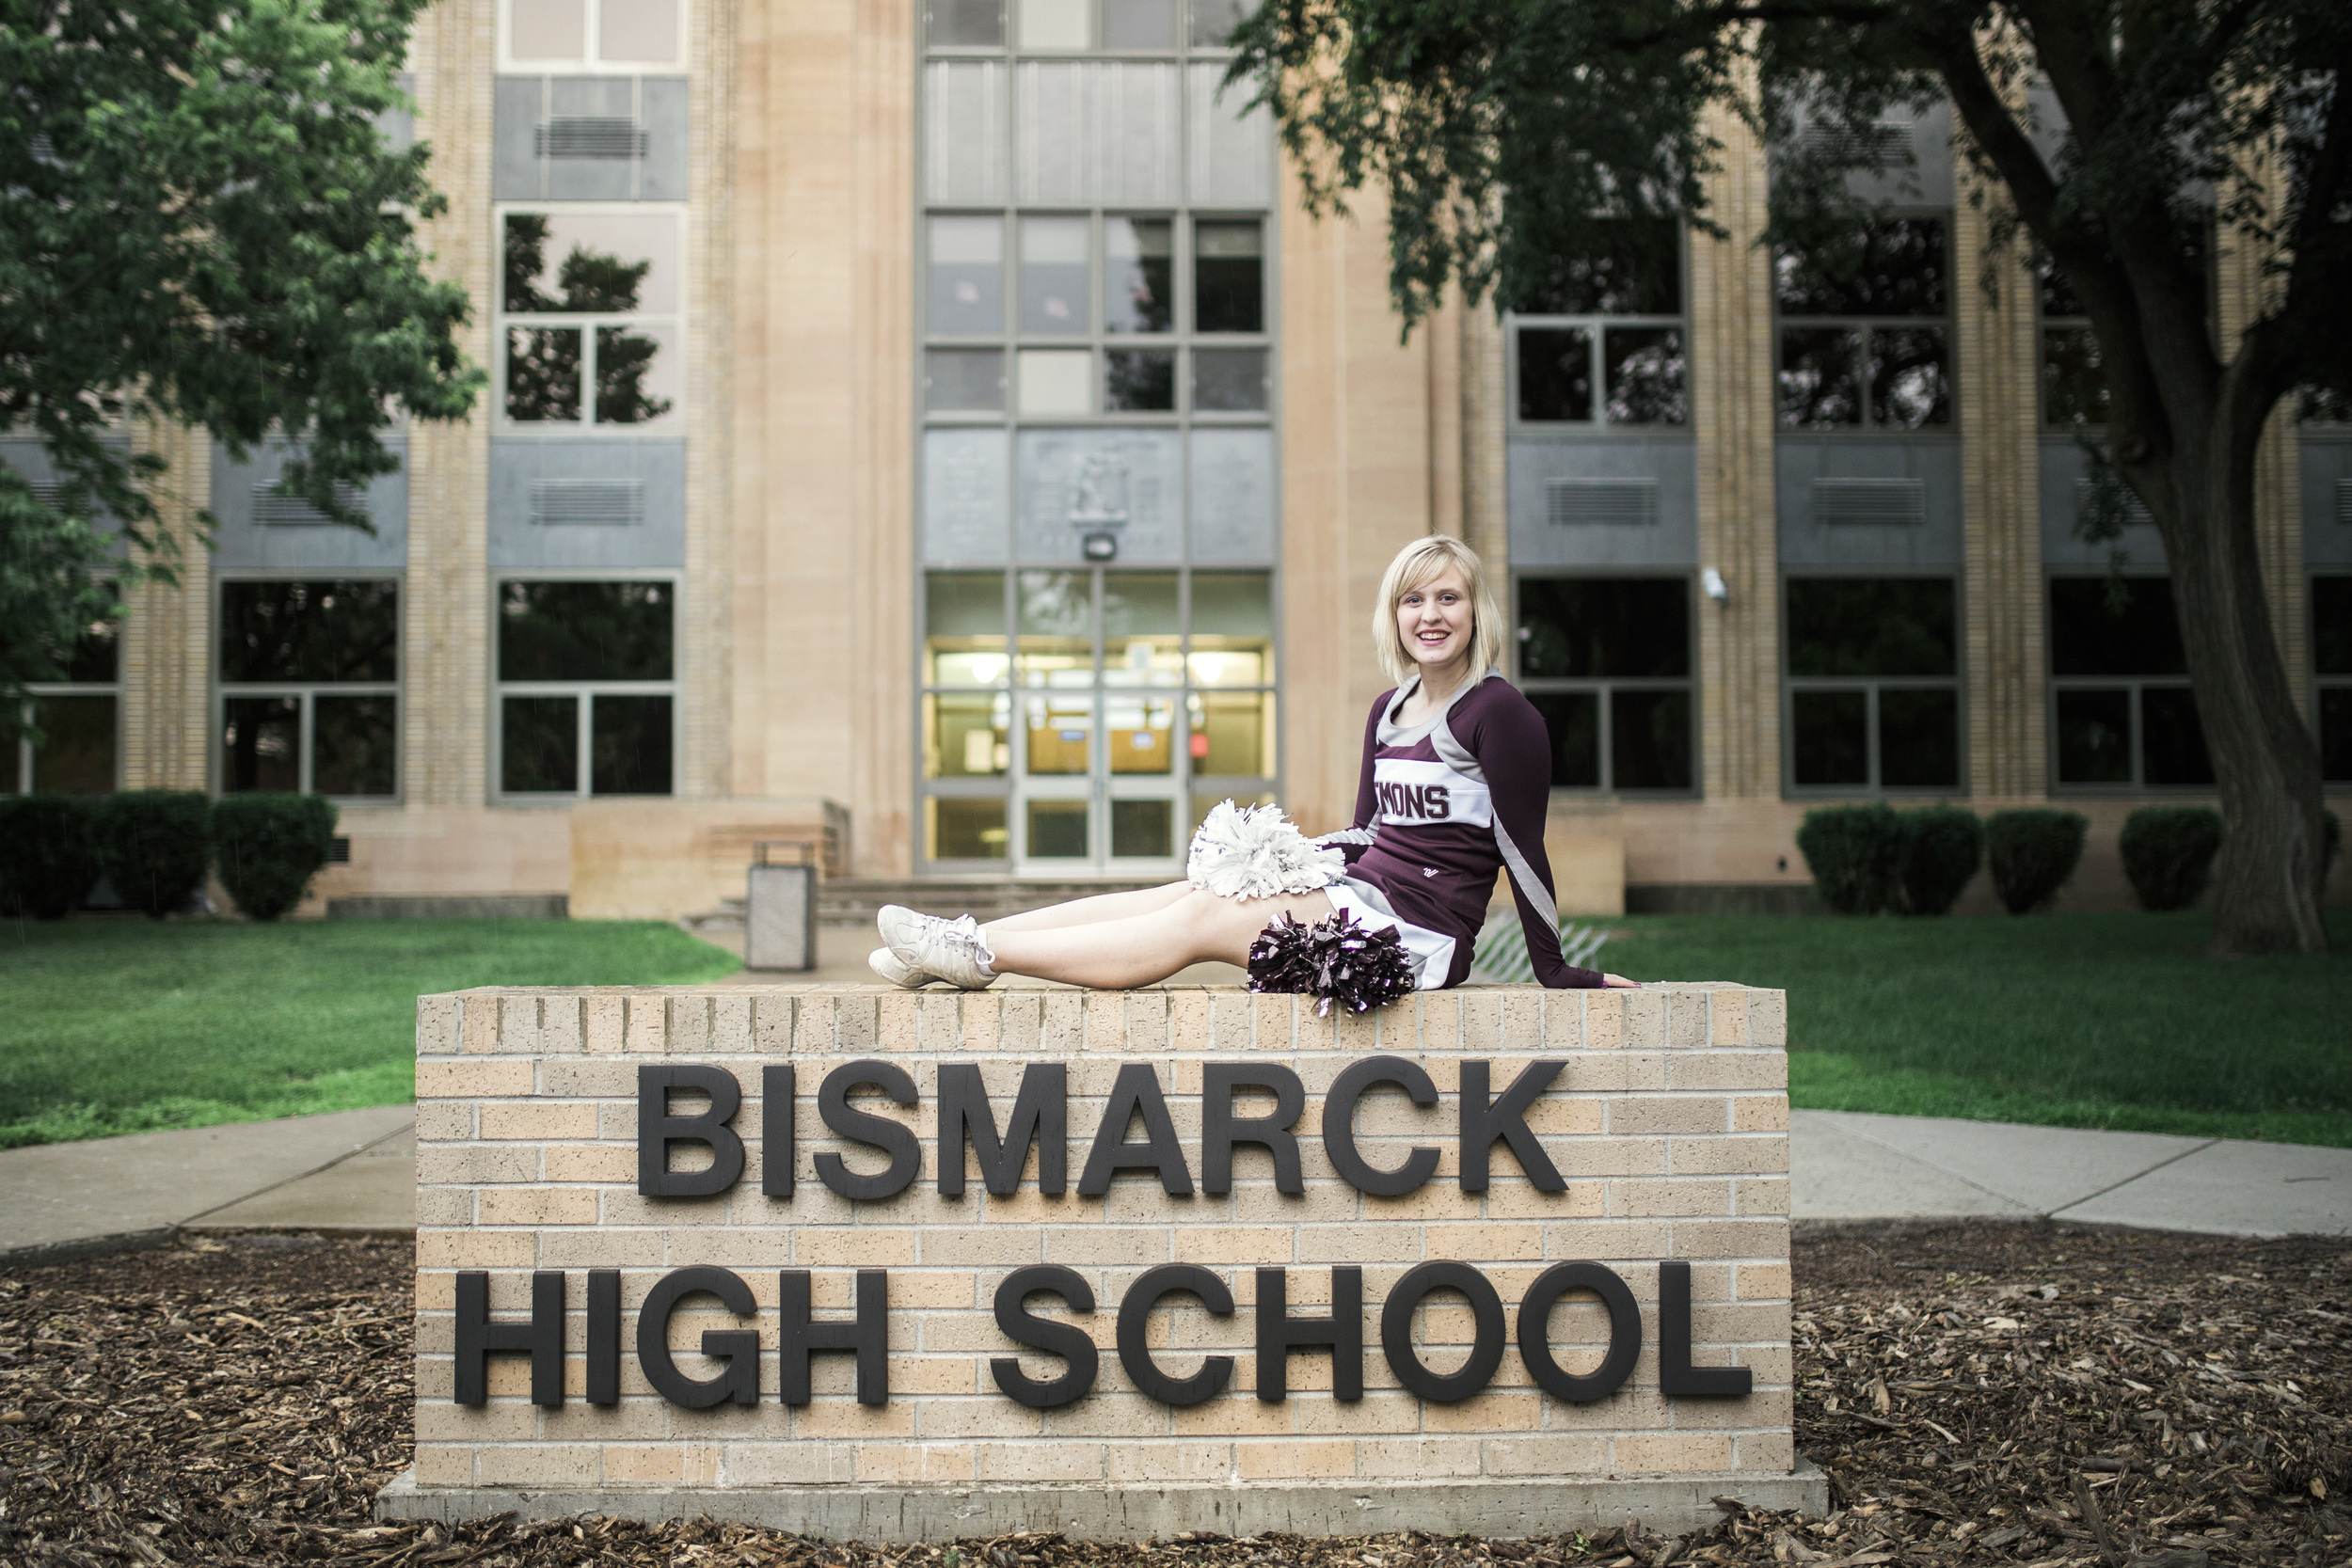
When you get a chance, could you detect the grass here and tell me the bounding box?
[1599,909,2352,1148]
[0,917,741,1148]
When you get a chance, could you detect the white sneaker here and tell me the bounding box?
[868,948,932,989]
[881,909,998,990]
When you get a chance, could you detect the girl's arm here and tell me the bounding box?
[1314,695,1387,865]
[1476,692,1603,989]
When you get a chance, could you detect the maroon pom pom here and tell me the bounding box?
[1246,909,1417,1016]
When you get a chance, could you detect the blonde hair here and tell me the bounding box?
[1372,535,1505,687]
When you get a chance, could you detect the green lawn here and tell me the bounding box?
[1602,910,2352,1148]
[0,918,740,1148]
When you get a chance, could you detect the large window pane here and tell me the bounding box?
[2320,689,2352,783]
[1774,217,1948,316]
[314,694,397,796]
[930,0,1003,45]
[594,325,675,424]
[510,0,584,58]
[1612,689,1692,790]
[1509,218,1680,316]
[64,610,119,684]
[1102,573,1181,682]
[1026,797,1089,856]
[1777,328,1863,427]
[928,571,1009,684]
[927,693,1010,778]
[1528,691,1599,788]
[506,326,582,421]
[1191,690,1271,774]
[930,797,1009,859]
[1187,0,1248,45]
[2140,686,2216,786]
[1104,217,1173,332]
[501,695,580,793]
[1104,349,1176,411]
[1189,571,1273,680]
[1110,797,1173,856]
[1787,579,1955,678]
[1024,695,1092,773]
[2043,326,2108,425]
[1791,690,1868,786]
[2049,578,2187,676]
[29,695,114,794]
[599,0,679,61]
[591,694,673,795]
[1878,689,1960,788]
[503,213,678,314]
[1518,578,1690,679]
[927,347,1006,412]
[1016,349,1091,415]
[223,696,301,793]
[1103,0,1173,46]
[1106,695,1175,772]
[1517,327,1593,422]
[1603,327,1685,425]
[2312,576,2352,674]
[1020,217,1089,334]
[1194,221,1263,332]
[1016,570,1092,686]
[1192,347,1268,411]
[930,215,1005,335]
[499,581,674,683]
[221,580,400,683]
[1871,327,1950,427]
[2055,689,2133,784]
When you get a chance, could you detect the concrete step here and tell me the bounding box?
[817,878,1166,927]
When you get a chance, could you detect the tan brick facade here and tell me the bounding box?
[406,982,1797,1517]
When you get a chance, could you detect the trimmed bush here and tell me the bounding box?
[89,790,212,919]
[2119,805,2224,911]
[1894,805,1984,916]
[1985,809,2089,913]
[0,796,99,919]
[212,794,339,922]
[1796,803,1902,914]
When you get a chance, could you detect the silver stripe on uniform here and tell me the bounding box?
[1489,815,1561,935]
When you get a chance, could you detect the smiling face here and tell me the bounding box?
[1394,564,1475,677]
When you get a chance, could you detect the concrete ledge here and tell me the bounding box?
[328,895,569,920]
[0,1227,175,1269]
[375,1465,1829,1541]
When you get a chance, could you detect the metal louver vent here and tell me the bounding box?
[253,483,365,525]
[1800,122,1914,165]
[2336,478,2352,524]
[1813,478,1925,527]
[1546,478,1659,528]
[530,479,644,525]
[536,118,648,159]
[2074,478,2154,528]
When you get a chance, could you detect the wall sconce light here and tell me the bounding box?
[1081,531,1119,562]
[1701,567,1729,603]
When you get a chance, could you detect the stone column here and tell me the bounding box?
[1458,303,1510,574]
[680,0,742,800]
[119,421,213,790]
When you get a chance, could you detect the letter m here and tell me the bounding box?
[937,1063,1067,1196]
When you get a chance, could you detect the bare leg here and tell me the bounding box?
[984,887,1333,990]
[982,880,1193,936]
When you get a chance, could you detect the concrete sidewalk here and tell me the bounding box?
[0,1099,2342,1263]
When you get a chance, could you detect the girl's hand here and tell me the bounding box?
[1599,973,1641,989]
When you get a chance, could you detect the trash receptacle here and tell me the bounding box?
[745,840,817,971]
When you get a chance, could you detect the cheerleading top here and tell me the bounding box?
[1314,670,1602,990]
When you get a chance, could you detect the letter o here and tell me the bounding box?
[1379,1260,1505,1403]
[1518,1262,1641,1403]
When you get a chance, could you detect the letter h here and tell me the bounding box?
[777,1269,890,1406]
[1255,1266,1362,1402]
[453,1270,565,1407]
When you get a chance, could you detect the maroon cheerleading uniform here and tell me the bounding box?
[1313,669,1602,990]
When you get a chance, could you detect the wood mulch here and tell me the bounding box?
[0,1222,2345,1566]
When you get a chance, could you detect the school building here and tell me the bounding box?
[9,0,2350,919]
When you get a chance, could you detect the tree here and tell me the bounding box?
[0,0,481,717]
[1229,0,2349,955]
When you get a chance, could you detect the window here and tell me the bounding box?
[1785,578,1961,791]
[1775,217,1951,430]
[496,580,675,797]
[218,579,400,798]
[11,604,118,796]
[1511,220,1686,428]
[2048,577,2214,788]
[2314,576,2352,785]
[919,568,1275,863]
[1514,577,1694,792]
[953,0,1240,51]
[499,210,681,429]
[2038,258,2106,426]
[505,0,681,66]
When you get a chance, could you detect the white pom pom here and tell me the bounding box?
[1186,800,1345,900]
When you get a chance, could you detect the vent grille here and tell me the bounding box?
[253,482,365,525]
[2337,478,2352,524]
[2074,478,2154,528]
[1813,477,1925,526]
[1546,478,1659,528]
[530,479,644,525]
[536,117,647,159]
[1800,121,1914,165]
[328,836,352,864]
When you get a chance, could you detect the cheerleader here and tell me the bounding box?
[874,536,1639,997]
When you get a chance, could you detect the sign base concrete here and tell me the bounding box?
[375,1464,1829,1541]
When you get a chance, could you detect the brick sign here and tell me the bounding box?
[384,985,1819,1540]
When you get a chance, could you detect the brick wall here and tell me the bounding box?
[412,983,1793,1496]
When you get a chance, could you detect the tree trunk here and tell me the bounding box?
[2144,412,2329,955]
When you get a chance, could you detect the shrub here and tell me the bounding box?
[1985,809,2089,913]
[1796,803,1902,914]
[2119,805,2224,911]
[212,794,339,921]
[0,796,99,919]
[1894,806,1985,916]
[90,790,212,919]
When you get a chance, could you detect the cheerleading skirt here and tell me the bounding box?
[1319,875,1458,991]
